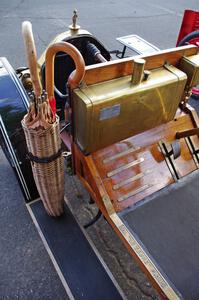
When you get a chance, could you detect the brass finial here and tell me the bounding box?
[69,10,80,31]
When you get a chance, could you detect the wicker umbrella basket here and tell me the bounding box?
[22,116,64,216]
[21,21,64,217]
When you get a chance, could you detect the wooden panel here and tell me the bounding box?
[91,112,199,212]
[92,142,173,212]
[83,45,198,85]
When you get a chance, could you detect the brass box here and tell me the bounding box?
[73,66,187,153]
[179,53,199,87]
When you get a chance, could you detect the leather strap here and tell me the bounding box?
[27,148,62,164]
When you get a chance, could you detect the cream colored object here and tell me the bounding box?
[73,65,187,153]
[45,41,85,98]
[21,21,64,217]
[22,21,42,97]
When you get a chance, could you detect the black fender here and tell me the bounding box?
[0,57,38,202]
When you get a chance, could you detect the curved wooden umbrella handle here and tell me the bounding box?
[22,21,42,97]
[45,41,85,99]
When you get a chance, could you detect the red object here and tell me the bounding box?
[192,87,199,96]
[49,97,56,116]
[176,10,199,46]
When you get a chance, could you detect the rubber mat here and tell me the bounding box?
[121,170,199,300]
[30,200,123,300]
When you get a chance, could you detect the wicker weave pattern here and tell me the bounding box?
[22,116,64,216]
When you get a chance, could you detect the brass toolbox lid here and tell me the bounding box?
[73,65,187,154]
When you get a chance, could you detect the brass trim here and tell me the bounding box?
[103,146,141,164]
[118,184,150,202]
[113,170,151,190]
[102,195,181,300]
[107,157,144,177]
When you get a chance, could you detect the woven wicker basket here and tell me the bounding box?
[22,115,64,216]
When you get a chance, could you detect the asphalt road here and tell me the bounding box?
[0,0,198,67]
[0,1,199,299]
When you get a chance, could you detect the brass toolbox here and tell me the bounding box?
[73,65,187,154]
[178,53,199,87]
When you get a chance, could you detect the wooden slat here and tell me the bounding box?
[83,45,198,85]
[107,157,144,177]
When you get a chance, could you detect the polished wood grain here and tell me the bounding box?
[73,111,199,212]
[92,139,173,212]
[83,45,198,86]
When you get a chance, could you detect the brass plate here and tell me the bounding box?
[107,157,144,177]
[113,170,150,190]
[118,184,150,202]
[103,146,140,164]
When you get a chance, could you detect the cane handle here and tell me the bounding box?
[45,41,85,98]
[22,21,42,97]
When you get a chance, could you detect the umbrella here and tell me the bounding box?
[21,21,64,217]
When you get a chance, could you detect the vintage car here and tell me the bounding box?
[1,9,199,300]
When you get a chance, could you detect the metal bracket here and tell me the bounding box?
[83,209,102,229]
[185,137,199,168]
[62,151,72,159]
[158,141,180,181]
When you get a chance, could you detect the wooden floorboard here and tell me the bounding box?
[92,113,198,211]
